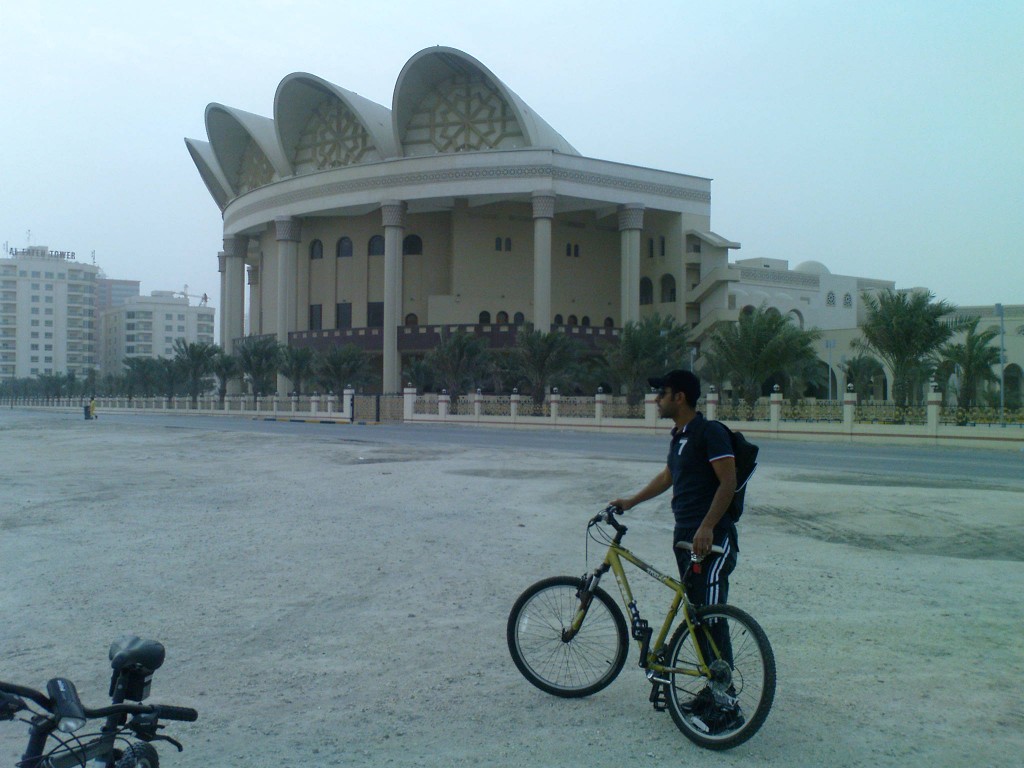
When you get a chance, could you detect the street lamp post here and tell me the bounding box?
[995,303,1006,425]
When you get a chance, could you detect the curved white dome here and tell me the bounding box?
[794,260,831,275]
[393,46,578,157]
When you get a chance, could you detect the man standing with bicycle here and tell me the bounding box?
[610,369,739,612]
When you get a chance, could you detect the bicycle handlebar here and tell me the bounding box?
[590,505,627,535]
[0,680,198,723]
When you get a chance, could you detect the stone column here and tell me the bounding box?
[706,388,719,422]
[381,201,406,393]
[274,216,301,394]
[927,384,942,436]
[223,235,247,353]
[843,387,857,433]
[247,263,260,337]
[618,204,644,326]
[770,388,783,430]
[532,192,555,331]
[403,386,417,421]
[644,390,658,426]
[217,251,227,348]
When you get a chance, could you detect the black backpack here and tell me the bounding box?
[693,419,759,521]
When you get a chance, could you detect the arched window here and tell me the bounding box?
[573,244,580,258]
[479,311,491,324]
[309,239,323,260]
[567,315,578,326]
[403,234,423,255]
[826,291,836,307]
[648,238,654,258]
[660,274,676,303]
[554,313,564,325]
[404,313,418,326]
[504,237,512,252]
[660,236,666,256]
[495,237,503,252]
[496,310,509,324]
[788,309,805,329]
[368,235,384,256]
[565,243,572,257]
[336,237,353,258]
[513,311,525,325]
[639,278,654,306]
[843,293,853,308]
[604,317,615,328]
[581,316,591,327]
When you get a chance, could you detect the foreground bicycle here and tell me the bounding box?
[507,506,775,750]
[0,636,197,767]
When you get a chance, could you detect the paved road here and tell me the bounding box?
[34,410,1022,488]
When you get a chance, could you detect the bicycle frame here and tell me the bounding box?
[570,532,722,680]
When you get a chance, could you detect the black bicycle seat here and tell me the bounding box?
[109,636,165,673]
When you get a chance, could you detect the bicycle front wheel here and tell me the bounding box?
[664,603,775,750]
[507,575,628,698]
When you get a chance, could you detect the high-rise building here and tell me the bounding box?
[95,276,141,318]
[0,246,99,381]
[100,291,215,375]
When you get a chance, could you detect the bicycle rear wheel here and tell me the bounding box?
[507,575,628,697]
[664,603,775,750]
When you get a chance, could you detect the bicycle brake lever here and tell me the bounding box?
[148,733,184,752]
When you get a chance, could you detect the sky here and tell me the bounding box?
[1,0,1021,311]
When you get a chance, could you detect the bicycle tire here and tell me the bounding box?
[664,603,775,750]
[115,741,159,768]
[507,575,628,698]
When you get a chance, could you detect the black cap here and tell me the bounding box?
[648,369,700,407]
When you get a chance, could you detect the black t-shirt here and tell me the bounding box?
[667,413,735,529]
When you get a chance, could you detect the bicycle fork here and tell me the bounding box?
[562,568,607,642]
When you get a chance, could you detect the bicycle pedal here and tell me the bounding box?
[648,682,668,712]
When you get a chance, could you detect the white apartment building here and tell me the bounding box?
[0,246,99,381]
[100,291,216,375]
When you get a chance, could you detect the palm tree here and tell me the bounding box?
[211,348,239,407]
[173,339,218,406]
[123,357,162,399]
[402,355,435,393]
[424,330,489,399]
[854,289,960,406]
[315,345,372,395]
[158,357,183,401]
[841,354,885,399]
[936,316,1000,408]
[236,336,282,405]
[602,314,689,404]
[506,327,580,404]
[703,305,821,409]
[279,345,316,395]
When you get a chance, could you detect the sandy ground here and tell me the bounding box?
[1,410,1022,768]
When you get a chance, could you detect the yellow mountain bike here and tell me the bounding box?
[507,505,775,750]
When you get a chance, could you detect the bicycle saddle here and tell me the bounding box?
[109,636,165,673]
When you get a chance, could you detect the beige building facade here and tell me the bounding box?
[187,46,739,394]
[100,292,215,375]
